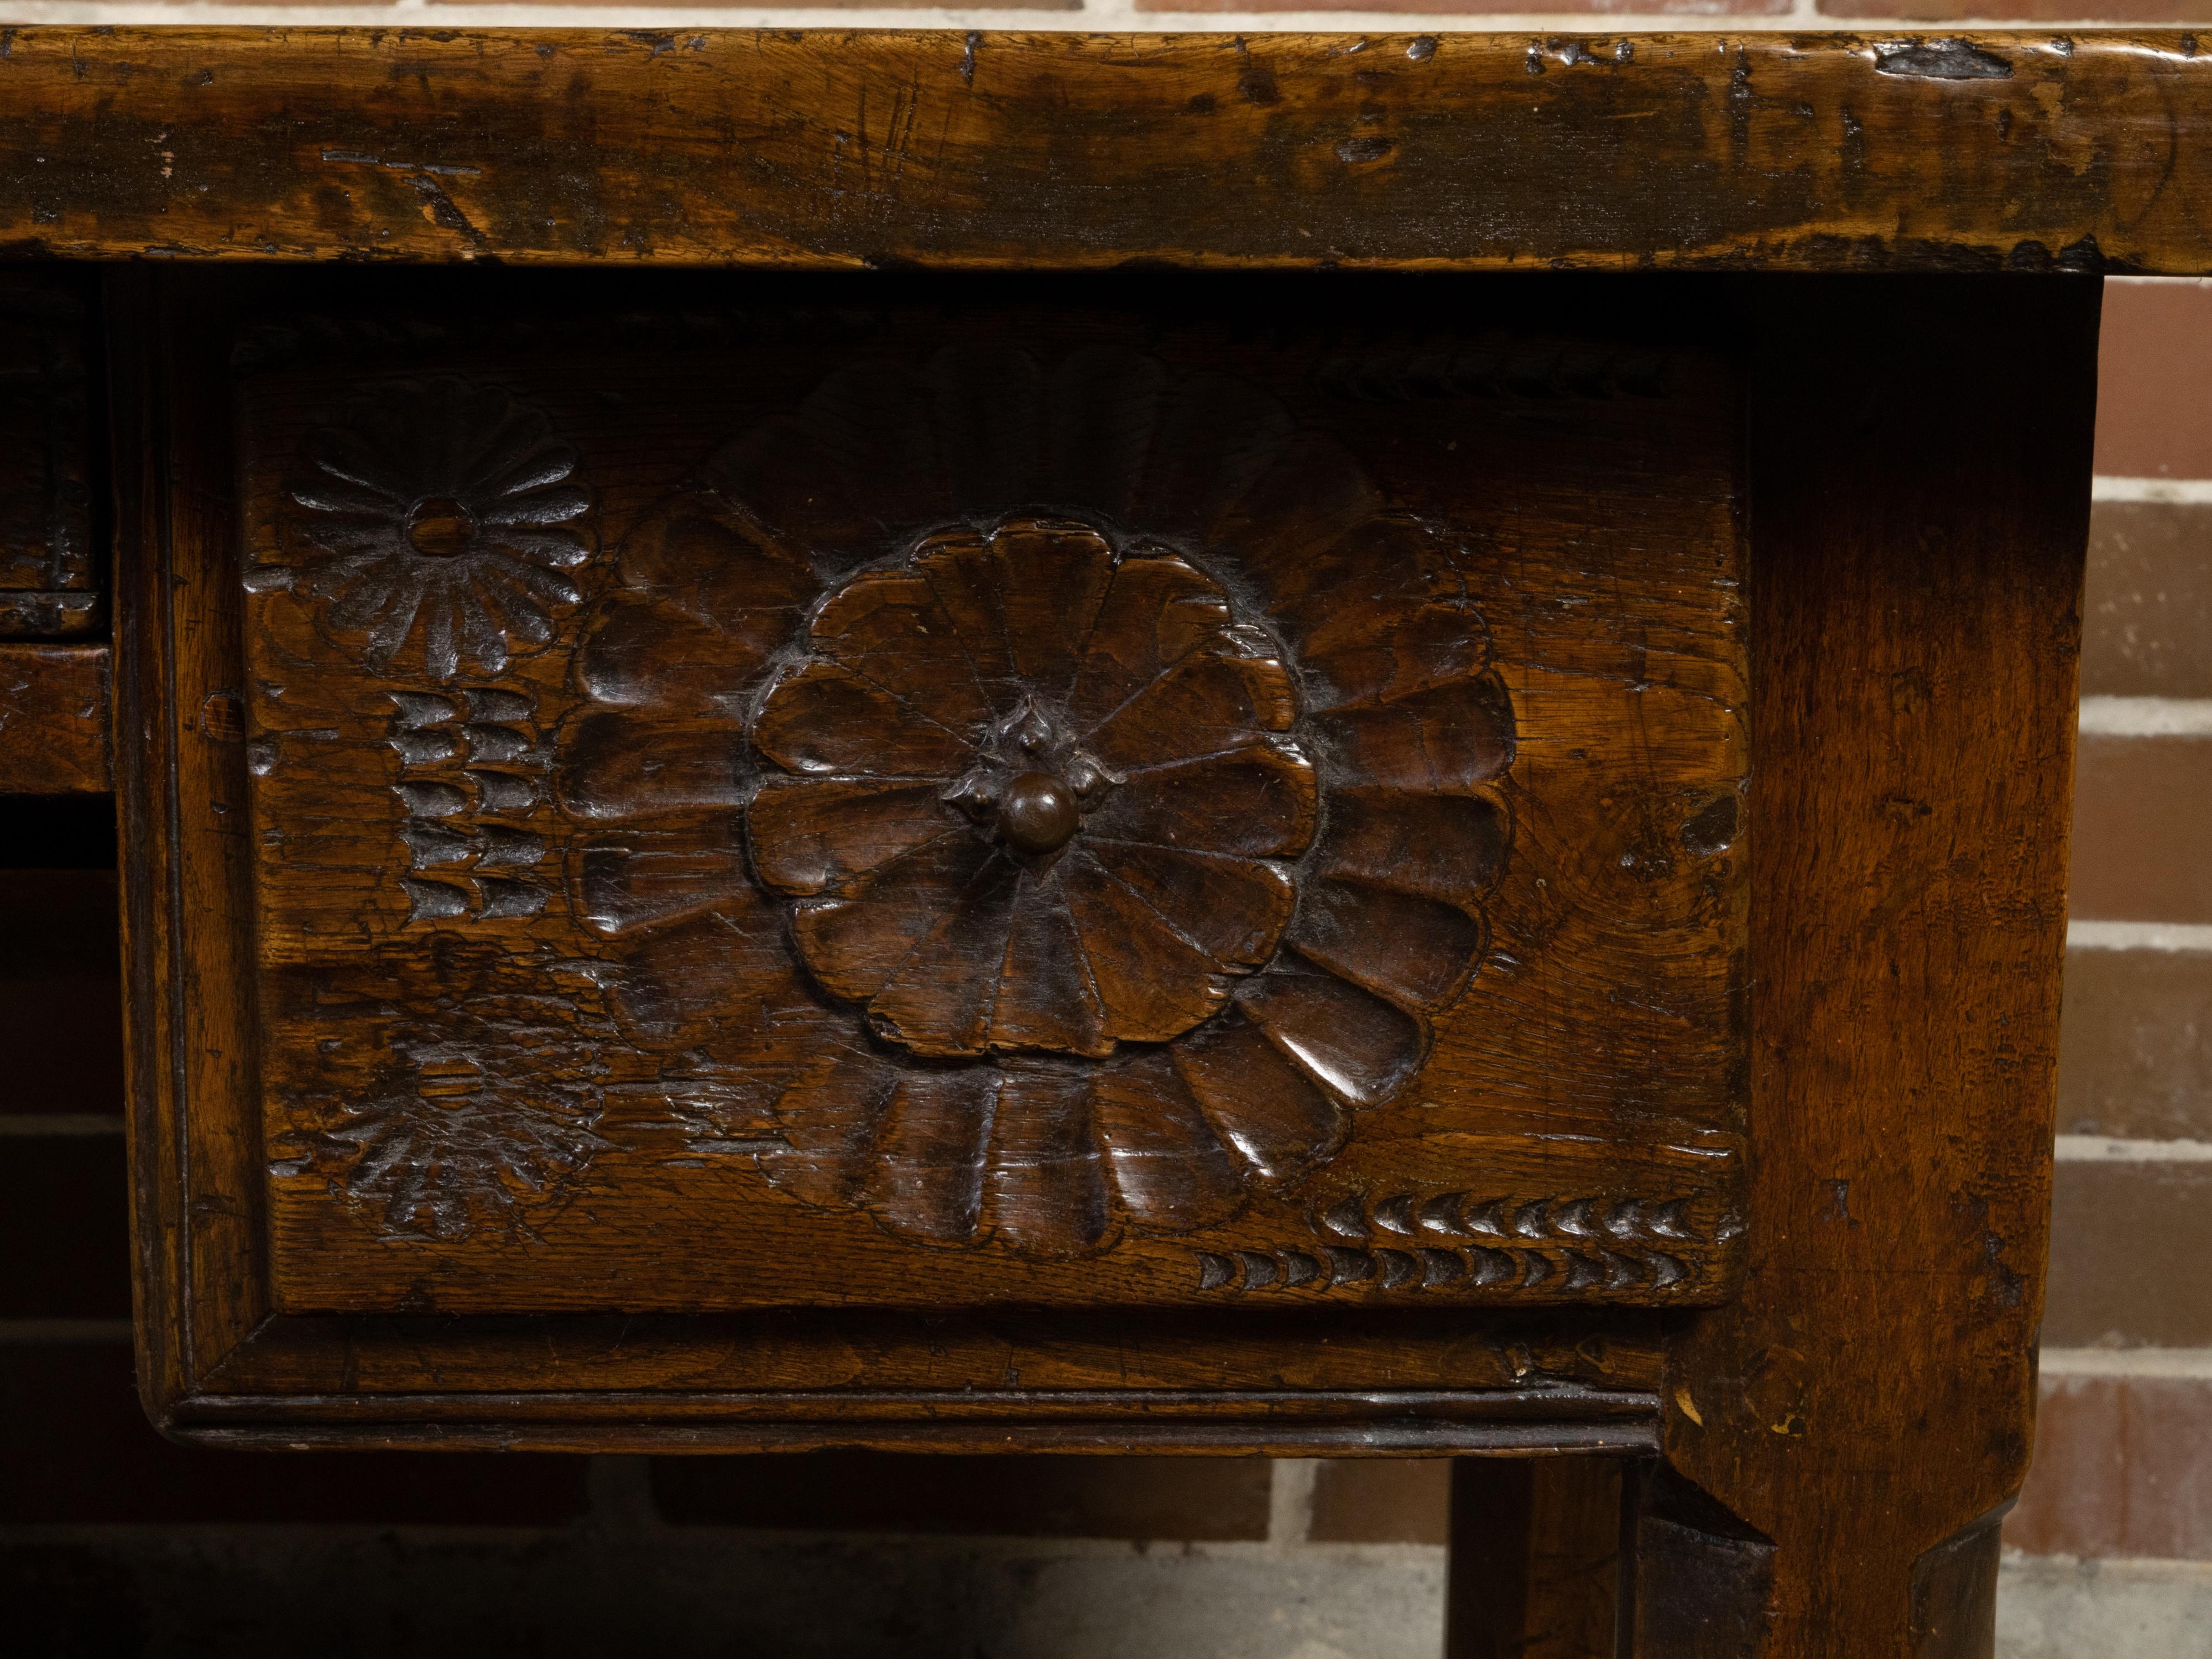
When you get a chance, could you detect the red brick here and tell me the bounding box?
[2069,735,2212,925]
[1308,1459,1451,1544]
[0,1339,586,1524]
[2046,1160,2212,1350]
[2007,1373,2212,1560]
[2092,279,2212,479]
[2058,948,2212,1141]
[2084,502,2212,698]
[652,1452,1270,1538]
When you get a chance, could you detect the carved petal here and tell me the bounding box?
[572,822,750,937]
[1084,651,1297,774]
[1079,843,1294,971]
[1316,789,1510,910]
[1086,1051,1245,1232]
[1061,856,1231,1043]
[1237,969,1426,1108]
[987,1063,1112,1256]
[1206,434,1382,598]
[577,596,777,709]
[749,779,957,896]
[1288,879,1488,1014]
[700,415,891,562]
[1171,1016,1347,1185]
[755,660,973,778]
[1125,372,1295,537]
[618,496,816,637]
[1046,348,1168,521]
[987,876,1112,1058]
[1258,516,1451,634]
[809,570,995,735]
[914,529,1017,697]
[556,712,744,822]
[792,834,992,1004]
[1302,601,1491,708]
[864,1067,998,1244]
[1316,675,1515,792]
[796,359,952,532]
[931,345,1048,510]
[598,898,815,1051]
[864,854,1024,1056]
[1066,555,1232,727]
[986,520,1116,697]
[763,1047,898,1209]
[1084,745,1317,859]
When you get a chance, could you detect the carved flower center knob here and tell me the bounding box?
[998,771,1081,855]
[405,495,479,560]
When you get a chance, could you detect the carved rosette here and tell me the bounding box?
[272,961,613,1241]
[271,377,594,680]
[555,347,1515,1256]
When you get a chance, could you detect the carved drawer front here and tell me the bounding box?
[225,281,1746,1333]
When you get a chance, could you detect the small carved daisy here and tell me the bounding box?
[282,378,593,680]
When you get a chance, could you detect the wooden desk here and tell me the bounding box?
[3,28,2200,1655]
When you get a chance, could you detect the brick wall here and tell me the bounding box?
[2,18,2210,1648]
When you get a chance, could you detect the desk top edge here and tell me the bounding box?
[2,28,2210,274]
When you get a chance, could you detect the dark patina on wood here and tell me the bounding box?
[222,274,1746,1323]
[2,30,2212,274]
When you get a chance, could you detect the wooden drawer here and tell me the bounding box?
[132,268,1746,1442]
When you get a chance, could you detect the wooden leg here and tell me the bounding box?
[1445,1458,1624,1659]
[1618,276,2094,1653]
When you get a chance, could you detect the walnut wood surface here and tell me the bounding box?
[0,642,111,792]
[1446,1458,1623,1659]
[1636,278,2091,1653]
[119,267,1747,1447]
[0,272,98,639]
[4,31,2212,274]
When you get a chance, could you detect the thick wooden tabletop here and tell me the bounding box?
[1,28,2210,273]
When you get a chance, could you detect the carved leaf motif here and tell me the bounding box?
[551,345,1519,1257]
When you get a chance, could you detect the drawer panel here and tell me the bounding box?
[223,278,1748,1319]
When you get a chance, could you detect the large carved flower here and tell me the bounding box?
[750,517,1313,1060]
[276,378,593,680]
[556,347,1514,1256]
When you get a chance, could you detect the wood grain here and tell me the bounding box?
[117,265,1750,1445]
[211,273,1747,1320]
[1637,276,2093,1652]
[0,272,98,639]
[1446,1458,1624,1659]
[0,643,109,792]
[0,31,2209,273]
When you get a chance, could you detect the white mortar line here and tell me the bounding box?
[1267,1459,1319,1547]
[2056,1135,2212,1162]
[2093,477,2212,504]
[2040,1347,2212,1379]
[0,1318,134,1344]
[0,1114,125,1136]
[2079,697,2212,738]
[2067,921,2212,952]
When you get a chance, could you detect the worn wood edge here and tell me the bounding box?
[108,265,189,1436]
[3,30,2212,273]
[0,641,110,793]
[158,1417,1663,1457]
[165,1385,1659,1424]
